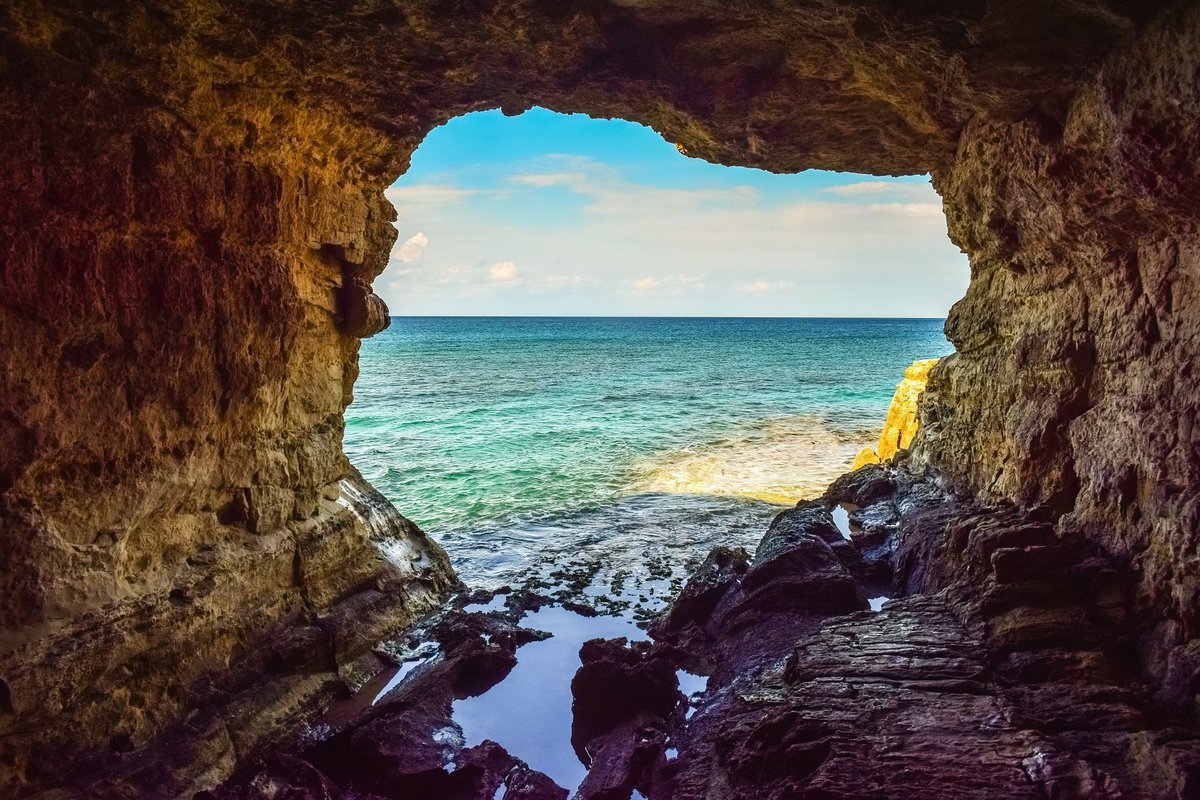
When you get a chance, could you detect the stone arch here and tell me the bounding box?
[1,1,1199,795]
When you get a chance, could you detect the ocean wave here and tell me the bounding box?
[623,415,874,505]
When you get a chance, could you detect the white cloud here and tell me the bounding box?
[738,279,794,295]
[510,172,587,188]
[385,185,492,206]
[632,276,665,292]
[489,261,519,283]
[865,202,943,218]
[822,181,900,196]
[394,231,429,263]
[822,180,938,201]
[506,159,758,216]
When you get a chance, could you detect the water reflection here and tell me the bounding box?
[452,605,649,792]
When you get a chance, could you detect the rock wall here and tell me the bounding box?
[1,0,1198,795]
[911,3,1200,715]
[0,7,457,792]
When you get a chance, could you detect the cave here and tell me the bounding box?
[2,1,1200,798]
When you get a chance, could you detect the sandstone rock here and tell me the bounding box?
[878,358,939,459]
[850,446,881,470]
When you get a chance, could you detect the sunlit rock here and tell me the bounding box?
[852,357,939,468]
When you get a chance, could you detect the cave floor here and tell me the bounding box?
[208,467,1200,800]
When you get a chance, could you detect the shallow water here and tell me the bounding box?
[453,605,648,791]
[347,316,951,589]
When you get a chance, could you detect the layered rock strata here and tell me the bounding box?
[609,467,1200,799]
[2,0,1200,796]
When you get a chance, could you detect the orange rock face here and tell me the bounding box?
[852,357,939,469]
[878,358,939,460]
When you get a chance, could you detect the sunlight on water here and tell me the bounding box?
[628,416,873,504]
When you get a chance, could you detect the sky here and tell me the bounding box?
[379,108,969,317]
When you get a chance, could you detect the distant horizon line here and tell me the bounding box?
[386,314,948,320]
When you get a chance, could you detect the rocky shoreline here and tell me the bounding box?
[200,463,1200,800]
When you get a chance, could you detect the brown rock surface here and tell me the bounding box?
[1,0,1199,795]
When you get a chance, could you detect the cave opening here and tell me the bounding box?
[349,106,967,593]
[8,2,1200,796]
[336,108,968,791]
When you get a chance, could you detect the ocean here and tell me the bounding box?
[345,316,952,607]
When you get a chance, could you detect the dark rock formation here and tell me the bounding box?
[209,606,570,800]
[2,0,1200,796]
[642,470,1200,799]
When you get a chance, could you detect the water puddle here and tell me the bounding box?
[831,502,860,540]
[676,669,709,722]
[372,647,438,705]
[452,604,649,793]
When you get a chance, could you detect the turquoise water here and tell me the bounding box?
[346,317,952,592]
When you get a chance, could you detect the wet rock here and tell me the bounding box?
[574,714,668,800]
[646,476,1200,800]
[723,506,866,625]
[571,638,680,760]
[503,766,570,800]
[650,546,748,649]
[326,696,462,792]
[202,754,349,800]
[824,463,899,506]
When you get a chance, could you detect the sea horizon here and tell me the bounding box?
[347,316,953,590]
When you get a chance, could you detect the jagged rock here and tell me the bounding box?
[571,638,681,761]
[648,479,1200,800]
[650,546,748,653]
[573,714,668,800]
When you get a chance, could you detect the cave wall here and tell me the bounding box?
[913,3,1200,715]
[0,6,456,792]
[1,0,1197,794]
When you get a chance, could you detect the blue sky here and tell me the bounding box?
[380,108,968,317]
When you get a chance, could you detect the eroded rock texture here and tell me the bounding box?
[1,0,1199,796]
[640,467,1200,799]
[913,3,1200,717]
